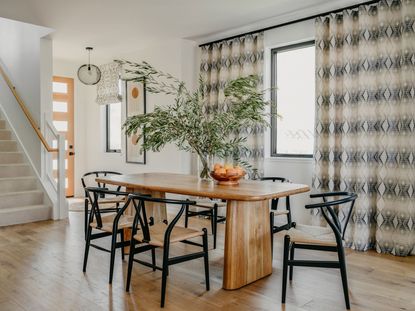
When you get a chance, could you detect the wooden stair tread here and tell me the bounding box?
[0,204,49,212]
[0,204,51,226]
[134,223,204,247]
[0,176,36,180]
[0,189,42,195]
[0,163,29,166]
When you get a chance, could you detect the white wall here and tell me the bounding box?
[54,39,198,197]
[0,17,53,173]
[263,19,315,224]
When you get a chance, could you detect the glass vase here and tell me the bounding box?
[198,154,213,181]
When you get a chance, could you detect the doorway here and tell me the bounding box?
[52,76,74,197]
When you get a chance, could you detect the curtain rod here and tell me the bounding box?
[198,0,380,47]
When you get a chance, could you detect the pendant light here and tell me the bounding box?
[77,47,101,85]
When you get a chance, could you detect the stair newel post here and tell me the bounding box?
[57,133,67,219]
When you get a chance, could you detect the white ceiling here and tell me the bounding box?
[0,0,364,62]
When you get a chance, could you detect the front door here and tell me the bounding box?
[52,76,74,197]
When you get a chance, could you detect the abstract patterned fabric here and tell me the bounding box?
[96,62,122,105]
[199,33,265,177]
[313,0,415,256]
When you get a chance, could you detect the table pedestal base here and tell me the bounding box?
[223,199,272,290]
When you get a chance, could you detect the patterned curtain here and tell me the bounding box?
[96,62,122,105]
[313,0,415,256]
[199,33,264,178]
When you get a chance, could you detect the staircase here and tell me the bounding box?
[0,118,51,226]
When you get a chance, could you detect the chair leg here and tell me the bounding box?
[338,247,351,310]
[270,212,274,259]
[161,246,169,308]
[212,205,218,249]
[109,231,118,284]
[126,239,135,292]
[151,248,156,271]
[120,230,125,261]
[289,243,295,281]
[84,199,89,240]
[184,205,189,228]
[202,228,210,291]
[281,235,290,304]
[83,225,92,272]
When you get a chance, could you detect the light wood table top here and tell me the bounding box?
[96,173,310,201]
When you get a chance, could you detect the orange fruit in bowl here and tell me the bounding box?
[213,163,223,171]
[224,164,233,170]
[226,168,238,177]
[216,168,227,176]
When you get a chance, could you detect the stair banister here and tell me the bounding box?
[0,63,58,152]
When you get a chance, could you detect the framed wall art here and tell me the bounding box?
[125,80,146,164]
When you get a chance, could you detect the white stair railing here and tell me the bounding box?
[45,120,67,219]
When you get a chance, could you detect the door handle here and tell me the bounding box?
[69,152,75,156]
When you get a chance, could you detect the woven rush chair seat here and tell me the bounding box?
[134,222,204,247]
[90,214,135,233]
[283,224,336,247]
[98,196,126,205]
[193,199,226,209]
[272,210,290,216]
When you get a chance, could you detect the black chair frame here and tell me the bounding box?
[281,191,357,310]
[262,177,296,256]
[81,171,123,239]
[126,194,210,308]
[184,200,226,249]
[82,187,132,284]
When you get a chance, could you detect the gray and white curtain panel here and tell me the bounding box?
[200,33,265,178]
[313,0,415,256]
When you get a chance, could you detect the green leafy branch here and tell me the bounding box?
[116,60,276,170]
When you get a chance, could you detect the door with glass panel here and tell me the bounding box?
[52,76,74,197]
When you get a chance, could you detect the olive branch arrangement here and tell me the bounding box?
[116,60,274,179]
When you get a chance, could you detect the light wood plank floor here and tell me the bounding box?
[0,211,414,311]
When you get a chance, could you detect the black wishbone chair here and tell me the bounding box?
[281,191,357,310]
[261,177,296,233]
[185,198,226,249]
[82,187,133,284]
[81,171,125,238]
[261,177,296,255]
[126,194,210,308]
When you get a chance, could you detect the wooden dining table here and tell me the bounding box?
[96,173,310,290]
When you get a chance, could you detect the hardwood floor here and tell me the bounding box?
[0,211,414,311]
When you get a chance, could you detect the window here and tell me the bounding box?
[271,41,315,157]
[106,102,122,152]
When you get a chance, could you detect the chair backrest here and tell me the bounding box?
[81,171,122,197]
[129,194,196,246]
[305,192,357,245]
[261,176,290,209]
[260,176,289,183]
[84,187,130,229]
